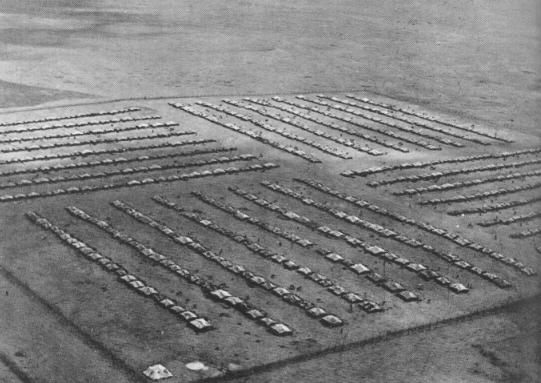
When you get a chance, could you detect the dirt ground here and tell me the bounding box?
[0,1,539,383]
[1,0,539,134]
[226,298,541,383]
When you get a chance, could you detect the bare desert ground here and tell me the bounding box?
[0,1,539,383]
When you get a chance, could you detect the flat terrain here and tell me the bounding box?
[0,1,539,383]
[228,297,541,383]
[0,0,539,134]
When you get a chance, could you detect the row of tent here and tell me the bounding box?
[232,97,384,156]
[187,191,383,313]
[0,162,280,202]
[26,210,213,332]
[0,106,141,127]
[295,178,533,278]
[232,185,427,299]
[171,103,322,163]
[67,205,293,336]
[0,138,216,165]
[114,198,343,330]
[0,147,237,177]
[0,130,197,153]
[210,100,352,159]
[1,114,160,135]
[342,147,541,177]
[0,154,257,190]
[266,96,403,153]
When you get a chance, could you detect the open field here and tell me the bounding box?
[1,0,539,135]
[0,1,539,383]
[0,92,539,382]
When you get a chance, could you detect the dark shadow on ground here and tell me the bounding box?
[0,80,91,108]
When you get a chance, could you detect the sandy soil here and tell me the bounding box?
[227,297,541,383]
[0,0,539,134]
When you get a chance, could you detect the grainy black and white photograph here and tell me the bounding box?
[0,1,539,382]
